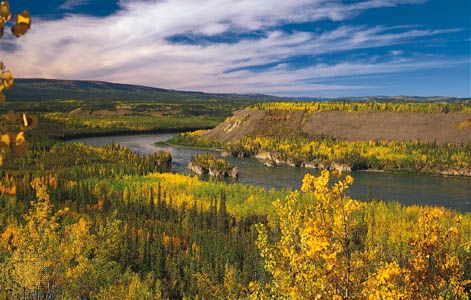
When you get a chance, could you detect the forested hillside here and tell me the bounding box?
[6,79,280,102]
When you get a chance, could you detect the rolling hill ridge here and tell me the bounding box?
[6,78,281,102]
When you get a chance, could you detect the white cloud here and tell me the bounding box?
[59,0,90,10]
[390,50,404,56]
[1,0,462,95]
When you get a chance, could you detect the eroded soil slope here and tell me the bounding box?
[203,109,471,144]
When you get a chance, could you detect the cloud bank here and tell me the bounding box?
[1,0,464,95]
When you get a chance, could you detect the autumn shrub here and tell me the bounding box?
[251,101,471,113]
[0,179,128,299]
[253,171,469,299]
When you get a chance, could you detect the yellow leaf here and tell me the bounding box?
[0,133,10,146]
[11,11,31,38]
[0,1,11,22]
[22,113,28,127]
[3,70,13,89]
[21,113,38,130]
[14,131,28,155]
[17,10,31,27]
[15,131,25,144]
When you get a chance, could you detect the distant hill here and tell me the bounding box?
[5,78,281,103]
[6,78,469,103]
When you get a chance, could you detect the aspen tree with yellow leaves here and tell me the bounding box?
[254,171,469,299]
[0,179,127,299]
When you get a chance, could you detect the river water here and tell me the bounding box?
[69,133,471,212]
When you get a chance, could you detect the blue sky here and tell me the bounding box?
[4,0,470,97]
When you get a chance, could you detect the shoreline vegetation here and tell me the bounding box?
[168,132,471,177]
[158,137,471,178]
[154,139,224,152]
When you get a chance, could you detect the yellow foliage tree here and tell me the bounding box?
[256,171,367,299]
[363,208,469,300]
[0,178,124,299]
[255,171,469,299]
[95,271,162,300]
[1,178,66,298]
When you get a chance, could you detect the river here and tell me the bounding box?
[69,133,471,212]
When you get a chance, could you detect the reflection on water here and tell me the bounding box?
[69,134,471,212]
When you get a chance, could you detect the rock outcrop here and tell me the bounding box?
[440,168,471,177]
[254,150,353,171]
[188,154,239,178]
